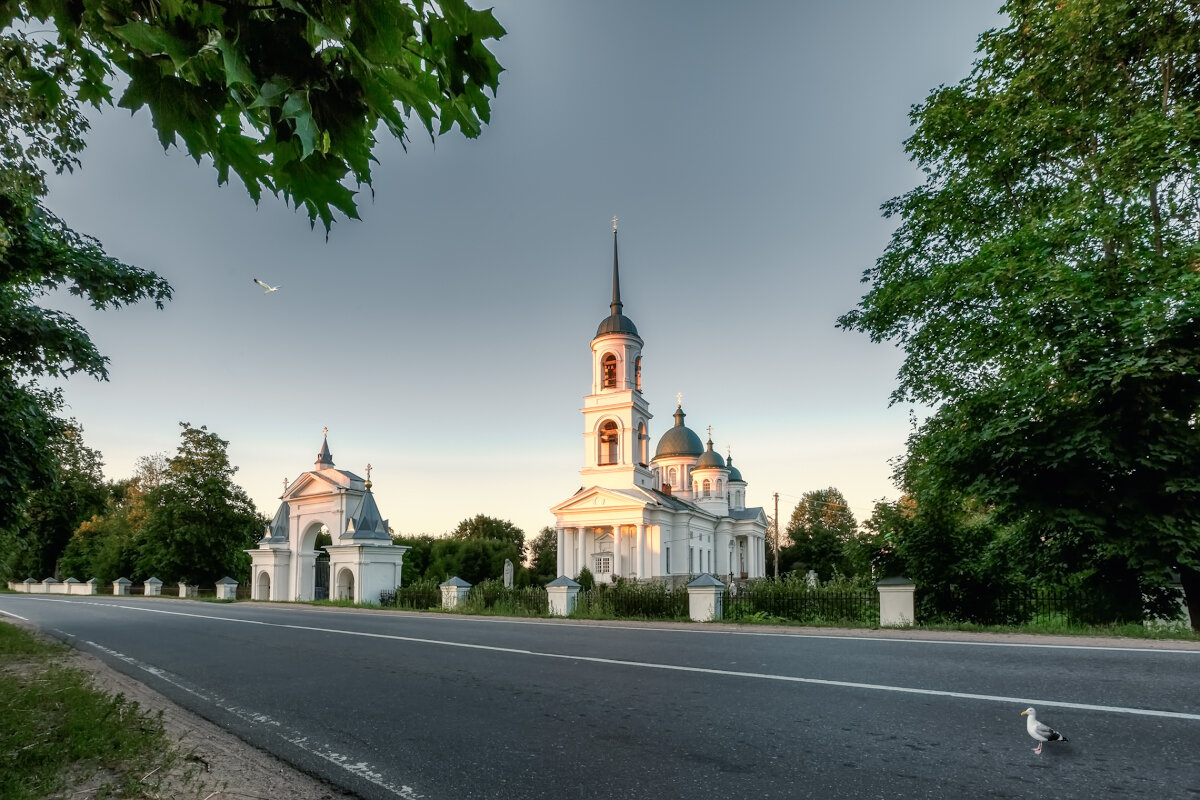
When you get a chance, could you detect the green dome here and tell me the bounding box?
[654,406,703,459]
[595,313,639,338]
[694,439,726,470]
[726,455,744,482]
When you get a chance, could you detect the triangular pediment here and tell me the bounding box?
[283,470,348,500]
[551,486,653,514]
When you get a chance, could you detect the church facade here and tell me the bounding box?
[248,435,409,603]
[550,227,768,583]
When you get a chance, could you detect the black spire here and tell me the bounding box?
[610,226,623,317]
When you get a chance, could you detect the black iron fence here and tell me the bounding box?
[723,584,879,625]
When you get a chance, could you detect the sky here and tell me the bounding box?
[42,1,1007,539]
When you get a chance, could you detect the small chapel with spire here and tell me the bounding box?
[550,221,768,583]
[247,432,409,603]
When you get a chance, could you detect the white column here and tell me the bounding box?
[614,526,623,578]
[556,528,565,577]
[578,527,586,577]
[636,524,645,579]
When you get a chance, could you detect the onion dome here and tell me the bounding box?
[595,226,640,338]
[695,438,726,470]
[654,405,704,459]
[726,453,744,482]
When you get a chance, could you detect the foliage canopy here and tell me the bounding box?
[839,0,1200,624]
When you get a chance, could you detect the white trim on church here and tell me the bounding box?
[550,225,768,583]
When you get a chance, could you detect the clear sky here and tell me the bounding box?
[43,1,1005,539]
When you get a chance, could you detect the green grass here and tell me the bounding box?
[0,623,180,800]
[910,617,1200,641]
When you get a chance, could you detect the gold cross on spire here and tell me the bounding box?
[365,463,373,481]
[322,426,328,437]
[612,215,618,233]
[676,392,682,407]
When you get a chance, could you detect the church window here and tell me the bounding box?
[599,420,619,465]
[702,479,711,497]
[717,479,723,495]
[594,554,612,574]
[635,356,642,391]
[667,467,677,486]
[637,422,648,465]
[602,353,618,388]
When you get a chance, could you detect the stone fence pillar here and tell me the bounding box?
[546,576,581,617]
[113,577,132,596]
[877,577,916,627]
[439,577,472,610]
[145,577,163,596]
[178,583,198,598]
[215,577,238,600]
[686,574,725,622]
[42,578,62,595]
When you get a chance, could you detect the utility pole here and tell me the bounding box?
[773,492,780,579]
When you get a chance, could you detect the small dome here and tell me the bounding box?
[726,455,744,482]
[694,439,726,470]
[595,313,639,338]
[654,406,704,459]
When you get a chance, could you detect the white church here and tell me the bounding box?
[550,225,769,583]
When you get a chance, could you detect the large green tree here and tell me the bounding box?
[10,420,109,579]
[839,0,1200,625]
[527,525,558,585]
[135,423,262,584]
[449,514,526,563]
[5,0,505,230]
[781,488,860,582]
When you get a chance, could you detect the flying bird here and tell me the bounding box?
[253,278,280,294]
[1022,707,1068,754]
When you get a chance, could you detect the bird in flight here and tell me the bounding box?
[1022,707,1069,754]
[253,278,280,294]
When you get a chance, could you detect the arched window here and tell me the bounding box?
[717,479,723,495]
[601,353,618,389]
[637,422,648,465]
[702,479,711,497]
[667,467,677,486]
[599,420,619,465]
[635,356,642,391]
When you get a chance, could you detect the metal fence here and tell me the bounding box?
[723,585,879,625]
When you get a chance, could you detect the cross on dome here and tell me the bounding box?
[676,392,682,407]
[612,215,618,232]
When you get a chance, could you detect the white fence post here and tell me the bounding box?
[686,574,725,622]
[877,577,916,627]
[439,577,472,610]
[546,576,581,616]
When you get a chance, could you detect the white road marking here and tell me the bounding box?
[88,640,424,799]
[18,596,1199,723]
[0,608,29,621]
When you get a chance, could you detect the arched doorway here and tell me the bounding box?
[314,528,332,600]
[336,568,355,601]
[256,571,270,601]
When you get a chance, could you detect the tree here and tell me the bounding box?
[10,420,108,579]
[449,515,526,563]
[528,526,558,586]
[425,537,521,586]
[838,0,1200,627]
[781,488,859,582]
[393,533,435,585]
[5,0,505,230]
[135,422,262,584]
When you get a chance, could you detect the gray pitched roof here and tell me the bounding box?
[341,490,390,541]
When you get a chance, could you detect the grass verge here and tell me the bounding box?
[0,622,184,800]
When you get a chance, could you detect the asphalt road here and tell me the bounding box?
[2,595,1198,800]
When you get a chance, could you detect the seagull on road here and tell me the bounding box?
[253,278,280,294]
[1022,707,1069,754]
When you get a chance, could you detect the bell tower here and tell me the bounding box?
[581,219,654,490]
